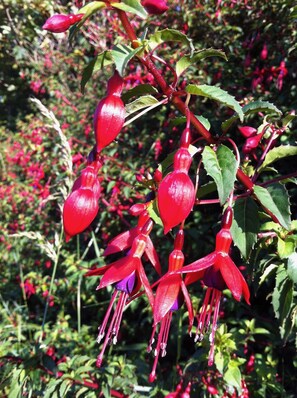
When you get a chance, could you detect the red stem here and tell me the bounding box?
[116,9,254,192]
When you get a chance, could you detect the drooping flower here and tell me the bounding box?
[93,71,126,152]
[42,14,84,33]
[104,204,161,275]
[177,207,250,366]
[63,164,101,241]
[142,0,169,15]
[148,229,193,382]
[157,148,195,234]
[85,219,155,367]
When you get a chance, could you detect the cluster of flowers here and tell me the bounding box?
[58,70,250,382]
[43,1,249,386]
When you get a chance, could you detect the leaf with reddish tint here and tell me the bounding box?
[153,274,181,324]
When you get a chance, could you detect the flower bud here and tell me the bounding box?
[238,126,257,138]
[63,188,99,242]
[93,73,125,152]
[158,171,195,233]
[42,14,84,33]
[141,0,168,15]
[243,133,263,154]
[63,166,100,241]
[173,148,192,173]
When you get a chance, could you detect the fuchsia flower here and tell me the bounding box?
[63,163,101,242]
[104,204,161,275]
[93,71,126,152]
[157,147,195,234]
[42,14,84,33]
[86,219,156,367]
[177,208,250,366]
[142,0,169,15]
[148,229,193,383]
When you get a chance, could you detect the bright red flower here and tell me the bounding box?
[157,148,195,234]
[86,220,155,367]
[42,14,84,33]
[177,208,250,366]
[63,164,101,241]
[93,71,125,152]
[142,0,169,15]
[104,206,161,275]
[148,230,193,382]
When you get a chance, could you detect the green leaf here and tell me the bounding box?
[186,84,244,122]
[111,0,148,19]
[224,361,242,390]
[287,252,297,283]
[170,115,211,130]
[176,48,227,77]
[147,200,163,227]
[282,113,297,127]
[125,95,159,115]
[231,197,260,259]
[272,264,293,323]
[69,2,106,42]
[222,100,282,132]
[277,236,296,259]
[111,44,143,76]
[81,51,114,93]
[259,263,278,285]
[258,145,297,172]
[253,184,291,230]
[202,145,237,205]
[148,29,194,55]
[121,84,158,103]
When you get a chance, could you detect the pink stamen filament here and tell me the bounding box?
[97,290,118,343]
[195,288,222,366]
[96,291,128,367]
[149,312,173,382]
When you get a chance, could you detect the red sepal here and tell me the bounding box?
[153,274,181,325]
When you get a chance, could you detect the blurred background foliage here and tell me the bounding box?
[0,0,296,397]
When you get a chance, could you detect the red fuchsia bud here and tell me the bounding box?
[238,126,257,138]
[173,148,192,173]
[260,43,268,60]
[106,70,124,96]
[153,169,162,183]
[63,166,100,242]
[93,73,125,152]
[158,171,195,234]
[221,206,233,229]
[215,228,233,253]
[129,203,147,216]
[141,0,169,15]
[42,14,84,33]
[63,189,99,242]
[243,132,264,154]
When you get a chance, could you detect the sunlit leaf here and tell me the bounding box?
[176,48,227,77]
[187,84,244,122]
[202,145,237,205]
[253,184,291,230]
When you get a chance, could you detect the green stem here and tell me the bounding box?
[39,228,63,343]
